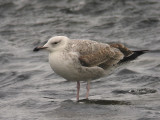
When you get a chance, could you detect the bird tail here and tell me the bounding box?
[118,50,149,64]
[132,50,149,57]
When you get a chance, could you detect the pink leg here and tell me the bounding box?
[86,80,90,99]
[77,81,80,101]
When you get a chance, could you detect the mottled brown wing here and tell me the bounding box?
[79,45,124,68]
[109,43,133,57]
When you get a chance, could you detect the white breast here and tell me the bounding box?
[49,51,80,81]
[49,51,105,81]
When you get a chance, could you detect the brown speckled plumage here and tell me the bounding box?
[109,43,133,57]
[79,46,124,68]
[66,39,128,69]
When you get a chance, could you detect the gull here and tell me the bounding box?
[33,36,148,101]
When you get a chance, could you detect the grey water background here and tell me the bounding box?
[0,0,160,120]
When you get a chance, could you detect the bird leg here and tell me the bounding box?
[77,81,80,101]
[86,80,90,99]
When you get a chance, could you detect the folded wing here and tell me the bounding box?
[79,43,132,69]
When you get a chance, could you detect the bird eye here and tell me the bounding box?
[52,41,59,45]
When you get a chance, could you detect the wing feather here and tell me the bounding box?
[68,40,131,69]
[79,45,124,68]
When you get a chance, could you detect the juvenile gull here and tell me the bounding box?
[34,36,148,101]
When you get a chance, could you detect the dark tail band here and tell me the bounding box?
[118,50,149,64]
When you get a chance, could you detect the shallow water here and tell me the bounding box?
[0,0,160,120]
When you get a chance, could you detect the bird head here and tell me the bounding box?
[33,36,69,52]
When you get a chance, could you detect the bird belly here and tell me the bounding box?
[49,52,81,81]
[49,52,105,81]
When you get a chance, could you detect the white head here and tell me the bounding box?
[34,36,70,52]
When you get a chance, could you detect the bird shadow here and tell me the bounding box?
[78,99,131,105]
[43,97,131,105]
